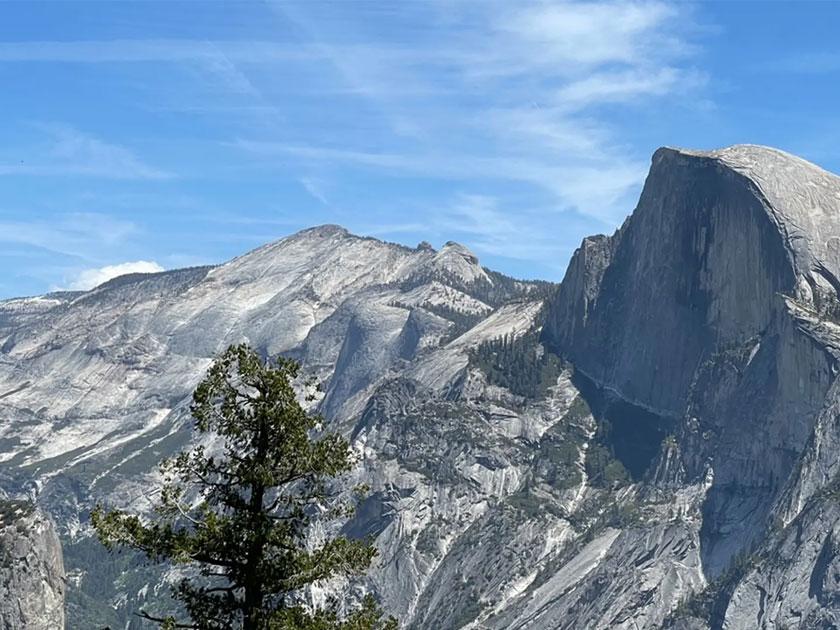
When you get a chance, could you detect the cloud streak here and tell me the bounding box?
[0,213,138,259]
[0,125,172,180]
[0,0,710,292]
[0,39,314,64]
[247,0,704,225]
[234,140,646,224]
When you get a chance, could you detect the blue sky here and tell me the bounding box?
[1,1,840,298]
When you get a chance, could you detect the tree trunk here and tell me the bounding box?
[243,414,270,629]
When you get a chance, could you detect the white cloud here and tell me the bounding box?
[299,177,330,205]
[496,1,683,69]
[439,194,541,258]
[63,261,165,291]
[0,39,312,64]
[554,68,683,109]
[234,140,647,223]
[0,1,707,272]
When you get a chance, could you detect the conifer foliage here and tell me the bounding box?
[469,332,564,400]
[92,344,396,630]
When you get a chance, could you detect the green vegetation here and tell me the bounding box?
[603,502,642,528]
[0,499,34,525]
[506,492,549,519]
[469,332,564,400]
[388,299,485,341]
[563,395,592,426]
[812,287,840,324]
[92,344,396,630]
[420,303,485,340]
[584,442,630,488]
[397,267,554,310]
[448,589,482,629]
[415,516,448,556]
[666,551,760,627]
[0,500,35,576]
[534,397,591,491]
[63,536,157,629]
[539,438,583,490]
[571,400,631,490]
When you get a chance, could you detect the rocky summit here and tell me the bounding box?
[2,145,840,629]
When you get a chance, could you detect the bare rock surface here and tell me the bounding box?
[4,144,840,629]
[0,500,65,629]
[544,144,840,628]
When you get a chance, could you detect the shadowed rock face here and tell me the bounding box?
[545,146,800,417]
[0,501,65,629]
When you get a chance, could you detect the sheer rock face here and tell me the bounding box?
[5,145,840,630]
[545,145,810,417]
[0,502,65,629]
[544,144,840,626]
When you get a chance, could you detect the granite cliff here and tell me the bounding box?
[0,500,65,629]
[543,145,840,628]
[2,145,840,629]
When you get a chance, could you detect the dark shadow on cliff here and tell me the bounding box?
[571,370,675,481]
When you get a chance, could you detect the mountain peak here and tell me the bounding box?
[291,224,351,239]
[432,241,488,284]
[652,143,840,293]
[654,144,836,181]
[440,240,478,263]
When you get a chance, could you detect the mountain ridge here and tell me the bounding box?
[4,143,840,628]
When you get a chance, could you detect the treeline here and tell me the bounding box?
[469,332,564,400]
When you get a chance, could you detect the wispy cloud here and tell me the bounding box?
[246,0,704,225]
[234,140,645,224]
[435,194,559,261]
[0,213,138,259]
[0,212,168,296]
[0,39,312,64]
[356,193,584,276]
[494,1,688,69]
[553,67,701,110]
[299,177,330,205]
[0,125,172,180]
[0,1,710,292]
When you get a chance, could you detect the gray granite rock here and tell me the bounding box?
[5,144,840,629]
[0,501,64,629]
[544,144,840,628]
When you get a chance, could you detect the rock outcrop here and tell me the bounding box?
[544,144,840,628]
[0,500,65,629]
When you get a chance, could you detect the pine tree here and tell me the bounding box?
[92,344,397,630]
